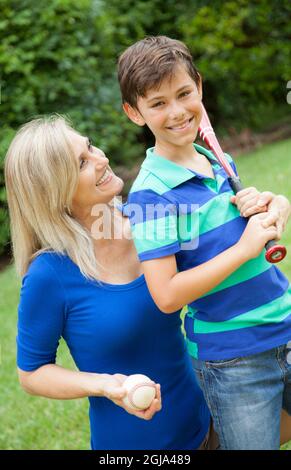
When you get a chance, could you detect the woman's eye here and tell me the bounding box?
[88,138,93,151]
[80,158,86,169]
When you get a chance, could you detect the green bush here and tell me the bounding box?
[178,0,291,131]
[0,0,142,163]
[0,0,290,253]
[0,0,143,252]
[0,126,15,254]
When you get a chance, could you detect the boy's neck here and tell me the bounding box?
[154,141,200,165]
[154,140,215,178]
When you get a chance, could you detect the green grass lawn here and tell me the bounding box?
[234,138,291,280]
[0,138,290,450]
[0,266,90,450]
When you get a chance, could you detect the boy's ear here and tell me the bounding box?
[123,103,145,127]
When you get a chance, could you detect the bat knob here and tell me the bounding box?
[265,243,287,263]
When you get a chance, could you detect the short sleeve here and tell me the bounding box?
[17,257,67,371]
[124,189,180,261]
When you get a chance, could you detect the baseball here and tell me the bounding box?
[122,374,156,410]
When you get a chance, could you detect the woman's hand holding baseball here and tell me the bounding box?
[100,373,162,420]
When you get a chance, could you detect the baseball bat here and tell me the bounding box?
[198,103,287,263]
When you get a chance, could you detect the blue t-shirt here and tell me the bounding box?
[17,252,210,450]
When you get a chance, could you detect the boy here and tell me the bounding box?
[117,36,291,449]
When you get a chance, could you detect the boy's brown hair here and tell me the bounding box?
[117,35,201,109]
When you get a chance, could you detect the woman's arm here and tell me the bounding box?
[18,364,116,399]
[18,365,162,420]
[17,258,160,421]
[143,213,278,313]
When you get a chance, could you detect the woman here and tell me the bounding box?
[5,115,291,450]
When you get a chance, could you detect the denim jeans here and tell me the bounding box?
[191,344,291,450]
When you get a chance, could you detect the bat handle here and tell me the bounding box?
[228,176,244,193]
[228,177,287,264]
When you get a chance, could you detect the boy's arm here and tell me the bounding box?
[266,194,290,238]
[142,213,278,314]
[231,189,290,238]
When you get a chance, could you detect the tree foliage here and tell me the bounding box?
[0,0,290,253]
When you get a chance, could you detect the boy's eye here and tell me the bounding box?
[151,101,164,108]
[179,91,191,98]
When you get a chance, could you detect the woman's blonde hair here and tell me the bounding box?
[5,115,99,279]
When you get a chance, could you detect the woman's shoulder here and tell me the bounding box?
[21,252,72,310]
[29,250,68,269]
[24,251,71,284]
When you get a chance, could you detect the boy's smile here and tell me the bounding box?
[124,65,203,161]
[166,116,194,132]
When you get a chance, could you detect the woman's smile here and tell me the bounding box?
[96,168,113,187]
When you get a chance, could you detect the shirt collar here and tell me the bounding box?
[141,144,219,189]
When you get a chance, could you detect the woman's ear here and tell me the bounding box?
[197,73,203,99]
[123,103,145,127]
